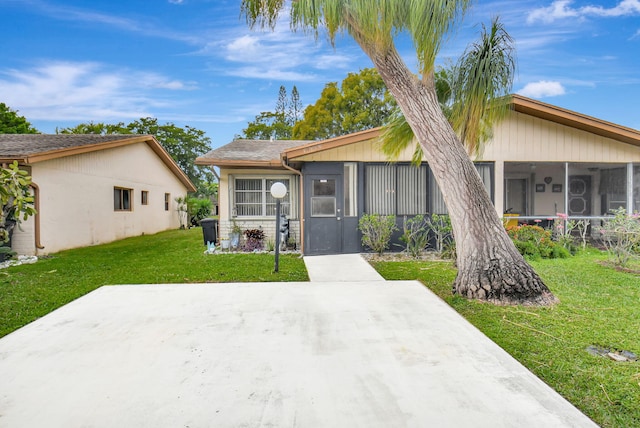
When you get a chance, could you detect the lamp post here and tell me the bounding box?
[270,182,287,272]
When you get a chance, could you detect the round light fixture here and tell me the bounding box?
[270,182,287,199]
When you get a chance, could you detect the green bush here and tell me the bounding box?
[359,213,397,255]
[399,215,429,258]
[425,213,454,257]
[507,224,569,260]
[188,197,212,227]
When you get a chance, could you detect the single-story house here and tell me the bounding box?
[0,134,196,255]
[196,94,640,255]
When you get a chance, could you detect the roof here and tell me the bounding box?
[194,95,640,167]
[0,134,196,192]
[511,95,640,148]
[195,139,313,167]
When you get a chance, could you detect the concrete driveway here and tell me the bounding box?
[0,274,596,427]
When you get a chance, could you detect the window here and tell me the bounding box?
[164,193,170,211]
[366,164,428,215]
[141,190,149,205]
[344,163,358,217]
[311,179,336,217]
[114,187,132,211]
[233,177,291,217]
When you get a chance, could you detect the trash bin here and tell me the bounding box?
[200,218,218,246]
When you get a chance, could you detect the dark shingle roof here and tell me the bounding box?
[196,139,312,165]
[0,134,145,158]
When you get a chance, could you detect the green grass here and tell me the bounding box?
[0,228,307,338]
[371,250,640,428]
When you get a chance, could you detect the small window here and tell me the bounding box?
[114,187,132,211]
[164,193,170,211]
[141,190,149,205]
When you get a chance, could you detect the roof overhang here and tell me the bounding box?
[1,135,197,193]
[511,95,640,148]
[284,127,382,160]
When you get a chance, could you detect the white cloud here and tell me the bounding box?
[0,61,194,121]
[527,0,640,24]
[517,81,567,98]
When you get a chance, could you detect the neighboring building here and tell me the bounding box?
[0,134,196,255]
[196,95,640,255]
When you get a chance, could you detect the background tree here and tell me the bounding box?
[59,118,214,195]
[0,103,39,134]
[293,68,396,139]
[241,0,556,305]
[242,85,302,139]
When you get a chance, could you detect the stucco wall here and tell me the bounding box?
[15,142,189,255]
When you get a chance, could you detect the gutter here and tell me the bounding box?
[280,156,304,255]
[30,182,44,251]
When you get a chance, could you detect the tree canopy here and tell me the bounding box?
[242,85,302,140]
[0,103,39,134]
[293,68,395,140]
[59,118,214,195]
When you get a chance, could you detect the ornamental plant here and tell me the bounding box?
[1,161,37,244]
[359,213,397,255]
[243,228,265,252]
[425,213,454,257]
[596,207,640,267]
[507,224,569,260]
[399,215,429,258]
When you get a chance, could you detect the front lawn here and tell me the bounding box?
[0,228,308,338]
[371,251,640,428]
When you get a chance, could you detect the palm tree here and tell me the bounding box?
[241,0,557,306]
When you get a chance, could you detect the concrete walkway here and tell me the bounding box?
[304,253,385,282]
[0,257,597,427]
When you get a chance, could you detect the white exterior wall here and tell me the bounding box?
[15,143,189,255]
[218,168,300,247]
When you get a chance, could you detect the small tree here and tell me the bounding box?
[359,213,397,255]
[1,161,37,248]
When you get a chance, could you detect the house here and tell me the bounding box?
[196,95,640,255]
[0,134,196,255]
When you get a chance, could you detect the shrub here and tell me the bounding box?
[399,215,429,258]
[596,207,640,267]
[243,228,265,252]
[188,197,213,227]
[507,224,569,260]
[359,213,397,255]
[425,213,454,257]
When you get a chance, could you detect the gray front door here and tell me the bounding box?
[305,174,342,255]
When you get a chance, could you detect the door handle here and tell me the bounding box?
[337,217,341,221]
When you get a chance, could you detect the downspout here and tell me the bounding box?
[281,156,304,255]
[30,181,45,251]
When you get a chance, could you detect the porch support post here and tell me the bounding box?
[627,162,633,215]
[494,161,504,217]
[564,162,569,215]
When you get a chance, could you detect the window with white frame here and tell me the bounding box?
[233,177,292,218]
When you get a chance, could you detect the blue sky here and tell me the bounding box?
[1,0,639,149]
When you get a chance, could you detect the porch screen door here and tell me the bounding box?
[305,175,342,254]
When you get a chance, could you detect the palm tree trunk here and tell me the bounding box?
[366,45,557,306]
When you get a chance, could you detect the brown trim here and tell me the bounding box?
[512,95,640,147]
[285,128,382,159]
[3,135,197,192]
[30,181,44,251]
[195,158,286,168]
[280,158,305,255]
